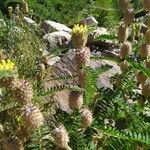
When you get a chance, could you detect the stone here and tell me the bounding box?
[97,60,121,89]
[43,31,71,49]
[88,27,109,42]
[41,20,72,33]
[53,90,72,113]
[24,16,37,26]
[47,56,60,66]
[80,16,98,26]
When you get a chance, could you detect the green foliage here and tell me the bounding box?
[84,65,111,105]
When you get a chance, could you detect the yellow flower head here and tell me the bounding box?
[0,59,15,71]
[72,24,88,35]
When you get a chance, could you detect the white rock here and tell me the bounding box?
[47,56,60,66]
[24,16,37,26]
[41,20,72,33]
[43,31,71,48]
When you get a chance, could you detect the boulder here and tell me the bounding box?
[23,16,37,26]
[43,31,71,49]
[41,20,72,33]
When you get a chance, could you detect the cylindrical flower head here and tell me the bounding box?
[75,47,91,69]
[146,60,150,69]
[118,0,129,12]
[118,24,128,43]
[15,4,20,15]
[21,105,44,136]
[142,79,150,97]
[136,71,147,84]
[22,0,29,14]
[72,24,88,49]
[69,91,83,109]
[81,108,93,128]
[139,43,150,58]
[120,42,132,58]
[115,78,123,88]
[8,6,13,18]
[12,79,33,105]
[119,60,129,72]
[123,8,135,26]
[145,30,150,44]
[143,0,150,12]
[52,125,69,149]
[3,138,24,150]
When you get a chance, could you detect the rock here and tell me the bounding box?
[24,16,37,26]
[43,31,71,49]
[47,56,61,66]
[53,90,72,113]
[88,27,109,42]
[94,60,121,89]
[0,19,6,27]
[80,16,98,26]
[41,20,72,33]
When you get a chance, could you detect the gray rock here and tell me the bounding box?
[24,16,37,26]
[95,60,121,89]
[88,27,109,42]
[0,19,6,27]
[43,31,71,48]
[80,16,98,26]
[41,20,72,33]
[47,56,60,66]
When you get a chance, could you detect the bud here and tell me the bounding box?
[123,8,135,26]
[136,71,147,84]
[115,78,123,88]
[15,4,20,15]
[120,42,132,58]
[75,47,90,69]
[118,0,129,12]
[3,138,24,150]
[52,125,69,149]
[81,108,93,128]
[118,23,128,43]
[146,60,150,69]
[22,0,29,14]
[69,91,83,109]
[145,30,150,44]
[21,105,44,137]
[119,60,129,72]
[8,6,13,19]
[139,43,150,58]
[12,79,33,105]
[143,0,150,12]
[142,79,150,97]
